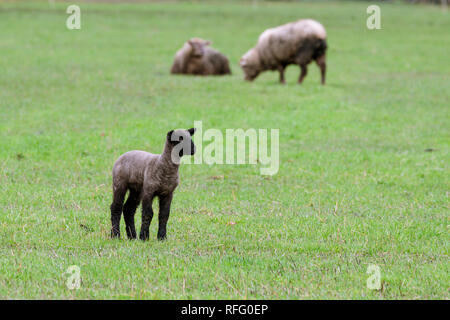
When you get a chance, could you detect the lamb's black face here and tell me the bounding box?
[167,128,196,159]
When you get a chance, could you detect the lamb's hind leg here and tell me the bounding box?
[110,185,127,239]
[123,188,140,239]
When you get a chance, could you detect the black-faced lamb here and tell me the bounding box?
[170,38,231,75]
[240,19,327,85]
[110,128,196,241]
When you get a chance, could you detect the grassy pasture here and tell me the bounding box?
[0,1,448,299]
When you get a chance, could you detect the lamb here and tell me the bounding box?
[240,19,327,85]
[170,38,231,75]
[110,128,196,241]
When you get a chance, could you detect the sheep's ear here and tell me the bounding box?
[188,128,196,136]
[187,40,194,47]
[240,58,247,67]
[205,40,212,45]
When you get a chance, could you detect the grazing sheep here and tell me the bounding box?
[170,38,231,75]
[110,128,196,241]
[240,19,327,84]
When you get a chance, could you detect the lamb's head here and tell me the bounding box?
[187,38,211,57]
[240,49,260,81]
[167,128,196,164]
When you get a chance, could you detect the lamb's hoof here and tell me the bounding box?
[111,230,120,239]
[157,234,167,241]
[139,232,149,241]
[126,229,137,240]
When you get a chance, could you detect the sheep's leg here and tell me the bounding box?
[110,186,127,239]
[139,194,154,241]
[315,55,326,85]
[278,66,286,84]
[223,61,231,75]
[123,188,140,240]
[298,65,308,84]
[157,193,173,241]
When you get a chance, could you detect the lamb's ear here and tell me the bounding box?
[188,128,196,136]
[205,40,212,46]
[167,130,174,141]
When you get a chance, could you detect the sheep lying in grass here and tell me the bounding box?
[110,128,196,241]
[240,19,327,84]
[170,38,231,75]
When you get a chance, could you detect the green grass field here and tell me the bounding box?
[0,0,448,299]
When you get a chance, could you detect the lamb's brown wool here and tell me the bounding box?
[240,19,327,85]
[110,128,196,241]
[170,38,231,75]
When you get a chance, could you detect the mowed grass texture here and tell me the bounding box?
[0,1,448,299]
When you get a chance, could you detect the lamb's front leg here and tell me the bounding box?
[139,194,154,241]
[157,193,173,241]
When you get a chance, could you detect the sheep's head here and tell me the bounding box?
[167,128,196,164]
[240,49,260,81]
[188,38,211,57]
